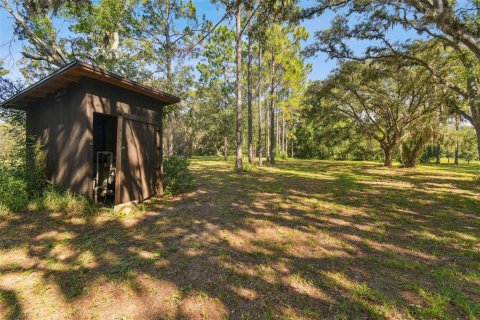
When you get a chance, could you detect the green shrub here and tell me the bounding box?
[1,107,47,211]
[0,131,96,215]
[420,145,438,163]
[243,162,257,172]
[0,133,31,213]
[25,139,47,197]
[0,171,29,213]
[278,151,288,160]
[0,135,47,213]
[463,151,477,164]
[163,156,193,194]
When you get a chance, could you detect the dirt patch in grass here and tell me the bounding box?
[0,158,479,319]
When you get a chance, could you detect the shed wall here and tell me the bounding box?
[26,83,91,196]
[84,78,163,204]
[85,78,163,124]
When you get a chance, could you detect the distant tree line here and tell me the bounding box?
[295,64,478,166]
[296,0,480,166]
[1,0,479,169]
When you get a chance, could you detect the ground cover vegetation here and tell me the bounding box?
[0,157,479,319]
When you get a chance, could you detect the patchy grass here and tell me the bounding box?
[0,157,479,319]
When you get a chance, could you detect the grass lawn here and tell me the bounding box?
[1,158,479,319]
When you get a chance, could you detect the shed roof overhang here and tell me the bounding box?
[1,61,181,109]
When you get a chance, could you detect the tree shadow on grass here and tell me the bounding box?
[0,289,23,320]
[0,158,479,319]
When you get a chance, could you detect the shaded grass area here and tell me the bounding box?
[0,157,479,319]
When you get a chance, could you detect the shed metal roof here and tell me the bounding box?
[1,61,180,109]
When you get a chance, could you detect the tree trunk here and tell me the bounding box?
[464,59,480,160]
[286,135,289,157]
[472,116,480,160]
[156,124,164,196]
[165,118,174,157]
[383,146,393,167]
[454,143,459,165]
[436,142,441,164]
[401,139,428,168]
[269,49,276,165]
[265,102,269,162]
[234,5,243,172]
[276,109,279,153]
[165,25,172,87]
[257,43,263,167]
[282,113,285,154]
[454,114,460,165]
[224,135,228,161]
[169,121,174,156]
[247,29,253,164]
[476,122,480,161]
[165,6,174,157]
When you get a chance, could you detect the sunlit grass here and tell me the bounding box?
[0,157,479,319]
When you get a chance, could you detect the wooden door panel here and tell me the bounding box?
[117,117,157,204]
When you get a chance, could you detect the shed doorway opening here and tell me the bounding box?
[93,113,118,204]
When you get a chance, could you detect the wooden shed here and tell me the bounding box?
[1,61,180,206]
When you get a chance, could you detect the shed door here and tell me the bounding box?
[117,117,158,204]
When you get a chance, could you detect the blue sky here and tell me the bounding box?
[0,0,421,82]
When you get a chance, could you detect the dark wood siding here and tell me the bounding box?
[118,118,157,203]
[83,78,163,204]
[84,78,163,124]
[26,83,91,196]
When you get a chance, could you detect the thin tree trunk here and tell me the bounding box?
[265,102,269,162]
[247,28,253,164]
[164,125,169,157]
[454,143,459,165]
[168,122,174,156]
[286,135,289,157]
[436,142,441,164]
[165,3,174,157]
[156,122,164,196]
[282,113,285,154]
[165,20,172,87]
[454,114,460,165]
[276,109,279,153]
[257,43,263,167]
[269,49,276,165]
[224,135,228,161]
[235,5,243,172]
